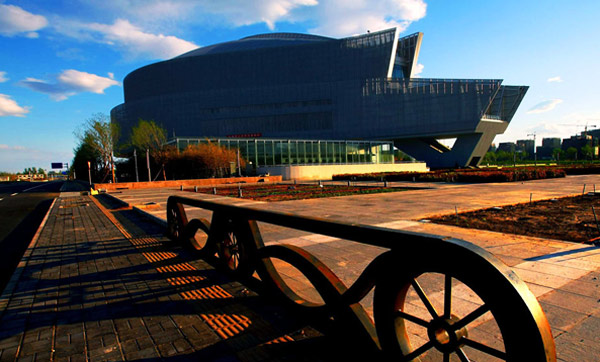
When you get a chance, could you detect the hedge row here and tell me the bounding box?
[562,165,600,175]
[332,167,567,183]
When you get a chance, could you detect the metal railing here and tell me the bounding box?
[166,195,556,361]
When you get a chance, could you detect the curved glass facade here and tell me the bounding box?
[166,138,394,167]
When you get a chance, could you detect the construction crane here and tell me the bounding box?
[527,132,537,165]
[559,123,598,137]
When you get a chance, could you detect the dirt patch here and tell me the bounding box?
[186,184,414,202]
[431,193,600,243]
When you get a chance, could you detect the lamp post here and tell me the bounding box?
[146,149,151,182]
[134,149,139,182]
[87,161,92,185]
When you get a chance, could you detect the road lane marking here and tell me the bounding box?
[23,181,57,192]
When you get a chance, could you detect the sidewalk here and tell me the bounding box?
[106,175,600,361]
[0,193,355,361]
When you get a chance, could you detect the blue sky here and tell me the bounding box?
[1,0,599,172]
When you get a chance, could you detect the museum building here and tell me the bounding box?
[111,27,528,177]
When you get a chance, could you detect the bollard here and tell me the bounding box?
[318,180,322,187]
[213,187,217,195]
[384,180,388,188]
[194,186,198,192]
[180,185,183,191]
[238,187,243,198]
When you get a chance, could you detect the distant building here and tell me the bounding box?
[536,137,561,160]
[16,174,45,181]
[562,135,597,159]
[497,142,516,153]
[111,27,528,171]
[516,139,535,157]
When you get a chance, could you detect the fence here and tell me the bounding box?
[166,195,556,360]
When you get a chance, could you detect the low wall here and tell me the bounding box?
[257,163,428,181]
[93,176,282,191]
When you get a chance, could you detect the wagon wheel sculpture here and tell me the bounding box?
[374,243,555,361]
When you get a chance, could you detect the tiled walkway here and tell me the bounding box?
[0,194,348,361]
[105,175,600,361]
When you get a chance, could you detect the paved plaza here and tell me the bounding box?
[1,175,599,360]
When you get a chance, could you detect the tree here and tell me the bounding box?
[581,145,593,161]
[170,142,246,179]
[482,151,497,165]
[566,147,578,161]
[74,113,120,183]
[129,119,169,180]
[552,148,564,162]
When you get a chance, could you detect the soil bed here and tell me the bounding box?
[432,193,600,243]
[186,183,413,202]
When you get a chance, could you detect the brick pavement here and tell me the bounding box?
[0,193,362,361]
[105,175,600,361]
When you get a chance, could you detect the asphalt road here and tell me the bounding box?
[0,180,87,294]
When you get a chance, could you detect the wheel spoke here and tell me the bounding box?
[462,338,507,360]
[453,304,489,330]
[444,274,452,319]
[411,279,438,318]
[456,347,470,362]
[394,310,430,328]
[403,341,433,360]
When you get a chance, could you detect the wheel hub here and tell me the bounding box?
[427,314,468,353]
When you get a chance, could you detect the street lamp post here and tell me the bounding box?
[146,149,151,182]
[134,149,139,182]
[87,161,92,185]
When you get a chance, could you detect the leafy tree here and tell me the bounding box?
[581,145,593,160]
[552,148,564,162]
[482,151,497,165]
[72,134,102,183]
[74,113,119,183]
[168,142,245,179]
[566,147,578,160]
[129,119,169,180]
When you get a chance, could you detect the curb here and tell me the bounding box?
[0,197,57,318]
[101,192,168,229]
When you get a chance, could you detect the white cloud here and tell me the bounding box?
[20,70,120,101]
[308,0,427,36]
[200,0,318,30]
[547,76,562,83]
[77,0,425,38]
[55,18,198,60]
[0,4,48,37]
[0,144,26,151]
[527,99,563,114]
[0,71,7,83]
[87,0,317,31]
[412,63,424,77]
[0,94,30,117]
